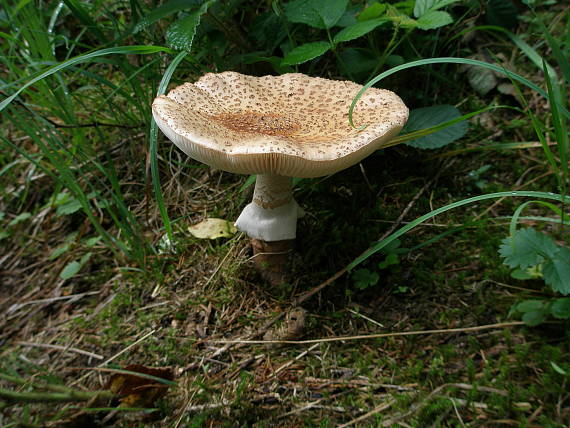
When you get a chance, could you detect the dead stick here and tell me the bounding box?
[209,321,525,345]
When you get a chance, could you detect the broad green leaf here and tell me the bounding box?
[281,41,331,66]
[284,0,348,29]
[352,268,379,290]
[166,1,214,51]
[188,218,237,239]
[551,298,570,319]
[413,0,460,18]
[333,18,388,44]
[378,253,399,269]
[134,0,202,32]
[402,105,468,149]
[416,10,453,30]
[543,248,570,295]
[516,300,545,313]
[358,2,387,21]
[499,228,559,270]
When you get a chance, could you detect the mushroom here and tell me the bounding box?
[152,72,408,284]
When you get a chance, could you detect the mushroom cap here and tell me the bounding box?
[152,72,408,178]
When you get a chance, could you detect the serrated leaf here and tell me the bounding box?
[166,1,213,51]
[284,0,348,29]
[416,10,453,30]
[358,2,387,21]
[543,247,570,295]
[134,0,202,33]
[402,105,468,149]
[352,268,379,290]
[499,228,559,270]
[281,41,331,66]
[188,218,237,239]
[551,298,570,319]
[333,18,388,44]
[413,0,461,18]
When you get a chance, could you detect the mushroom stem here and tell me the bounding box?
[235,174,302,241]
[235,174,303,285]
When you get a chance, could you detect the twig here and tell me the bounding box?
[338,399,396,427]
[16,341,104,360]
[208,321,525,345]
[69,329,156,386]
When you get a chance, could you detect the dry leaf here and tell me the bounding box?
[106,364,174,408]
[188,218,237,239]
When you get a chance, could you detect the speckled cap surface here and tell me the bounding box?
[152,72,408,178]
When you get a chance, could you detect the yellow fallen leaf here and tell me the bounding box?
[188,218,237,239]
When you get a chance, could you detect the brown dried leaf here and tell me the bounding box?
[106,364,174,408]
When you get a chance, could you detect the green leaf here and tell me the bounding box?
[333,18,388,44]
[551,298,570,319]
[510,268,534,280]
[543,247,570,295]
[413,0,461,18]
[49,243,72,260]
[134,0,202,32]
[402,105,468,149]
[522,310,546,326]
[166,1,214,51]
[284,0,348,29]
[56,198,83,216]
[8,212,31,226]
[516,300,545,313]
[60,252,92,280]
[550,361,568,376]
[416,10,453,30]
[358,2,387,21]
[378,253,399,269]
[352,268,379,290]
[499,228,559,270]
[281,41,331,66]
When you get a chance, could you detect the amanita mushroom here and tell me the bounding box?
[152,72,408,284]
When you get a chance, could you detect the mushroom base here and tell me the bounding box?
[251,238,295,286]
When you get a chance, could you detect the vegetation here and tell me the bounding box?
[0,0,568,426]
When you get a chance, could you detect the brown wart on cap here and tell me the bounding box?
[152,72,408,283]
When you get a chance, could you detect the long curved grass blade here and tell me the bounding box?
[348,191,569,270]
[150,51,188,243]
[348,57,569,127]
[509,201,563,237]
[0,45,172,112]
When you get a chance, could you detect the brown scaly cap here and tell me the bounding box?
[152,72,408,178]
